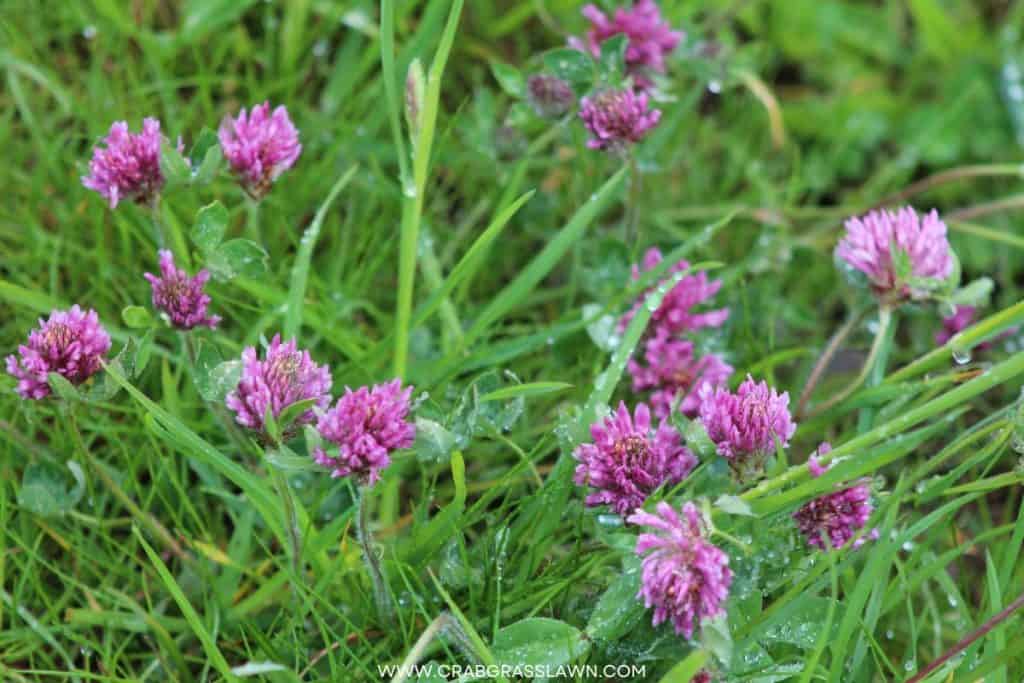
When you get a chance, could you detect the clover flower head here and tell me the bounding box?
[793,443,878,550]
[6,306,111,399]
[82,118,175,208]
[698,375,796,462]
[579,89,661,151]
[573,401,695,515]
[628,501,732,638]
[219,102,302,199]
[570,0,683,90]
[225,335,331,435]
[835,207,954,302]
[313,380,416,485]
[526,74,575,118]
[144,250,220,330]
[619,248,729,336]
[629,328,733,419]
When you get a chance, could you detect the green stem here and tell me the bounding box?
[805,307,894,419]
[68,409,188,562]
[390,613,451,683]
[357,485,393,619]
[270,467,302,579]
[796,305,869,419]
[150,198,166,248]
[743,346,1024,503]
[624,152,641,246]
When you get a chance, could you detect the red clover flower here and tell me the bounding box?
[313,380,416,485]
[219,102,302,199]
[628,501,732,638]
[225,334,332,436]
[793,443,877,550]
[6,306,111,400]
[82,118,175,208]
[573,402,696,515]
[144,250,220,330]
[835,207,954,303]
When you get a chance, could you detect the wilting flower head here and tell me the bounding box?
[144,250,220,330]
[225,335,331,435]
[573,402,695,515]
[6,306,111,399]
[82,118,174,208]
[526,74,575,118]
[620,248,729,336]
[314,380,416,485]
[219,102,301,199]
[629,329,733,419]
[628,501,732,638]
[580,89,661,151]
[570,0,683,89]
[793,443,877,550]
[835,207,954,302]
[698,375,796,463]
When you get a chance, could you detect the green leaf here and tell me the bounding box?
[134,529,237,680]
[265,447,320,472]
[491,62,525,98]
[207,239,268,280]
[700,614,733,667]
[193,201,229,254]
[192,145,223,186]
[188,127,218,164]
[413,417,457,463]
[598,34,628,82]
[585,563,644,640]
[715,494,754,517]
[283,165,358,338]
[275,398,320,435]
[134,329,155,378]
[543,48,594,90]
[159,140,191,187]
[658,650,709,683]
[18,461,85,517]
[684,418,717,459]
[47,372,80,401]
[194,354,242,403]
[492,618,590,669]
[122,305,153,329]
[478,381,572,402]
[949,276,994,307]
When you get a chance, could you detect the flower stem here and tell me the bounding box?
[270,467,303,578]
[356,485,394,619]
[624,152,641,246]
[907,589,1024,683]
[68,409,188,562]
[150,198,166,248]
[796,305,869,420]
[805,307,894,419]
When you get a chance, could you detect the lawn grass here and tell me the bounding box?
[3,1,1024,681]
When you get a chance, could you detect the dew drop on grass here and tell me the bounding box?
[948,596,958,608]
[952,347,972,365]
[83,25,97,39]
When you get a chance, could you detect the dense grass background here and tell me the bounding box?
[3,0,1024,681]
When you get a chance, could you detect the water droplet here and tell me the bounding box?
[708,80,722,93]
[948,596,958,607]
[952,347,972,365]
[901,541,914,552]
[82,25,97,40]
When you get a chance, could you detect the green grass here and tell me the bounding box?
[3,0,1024,681]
